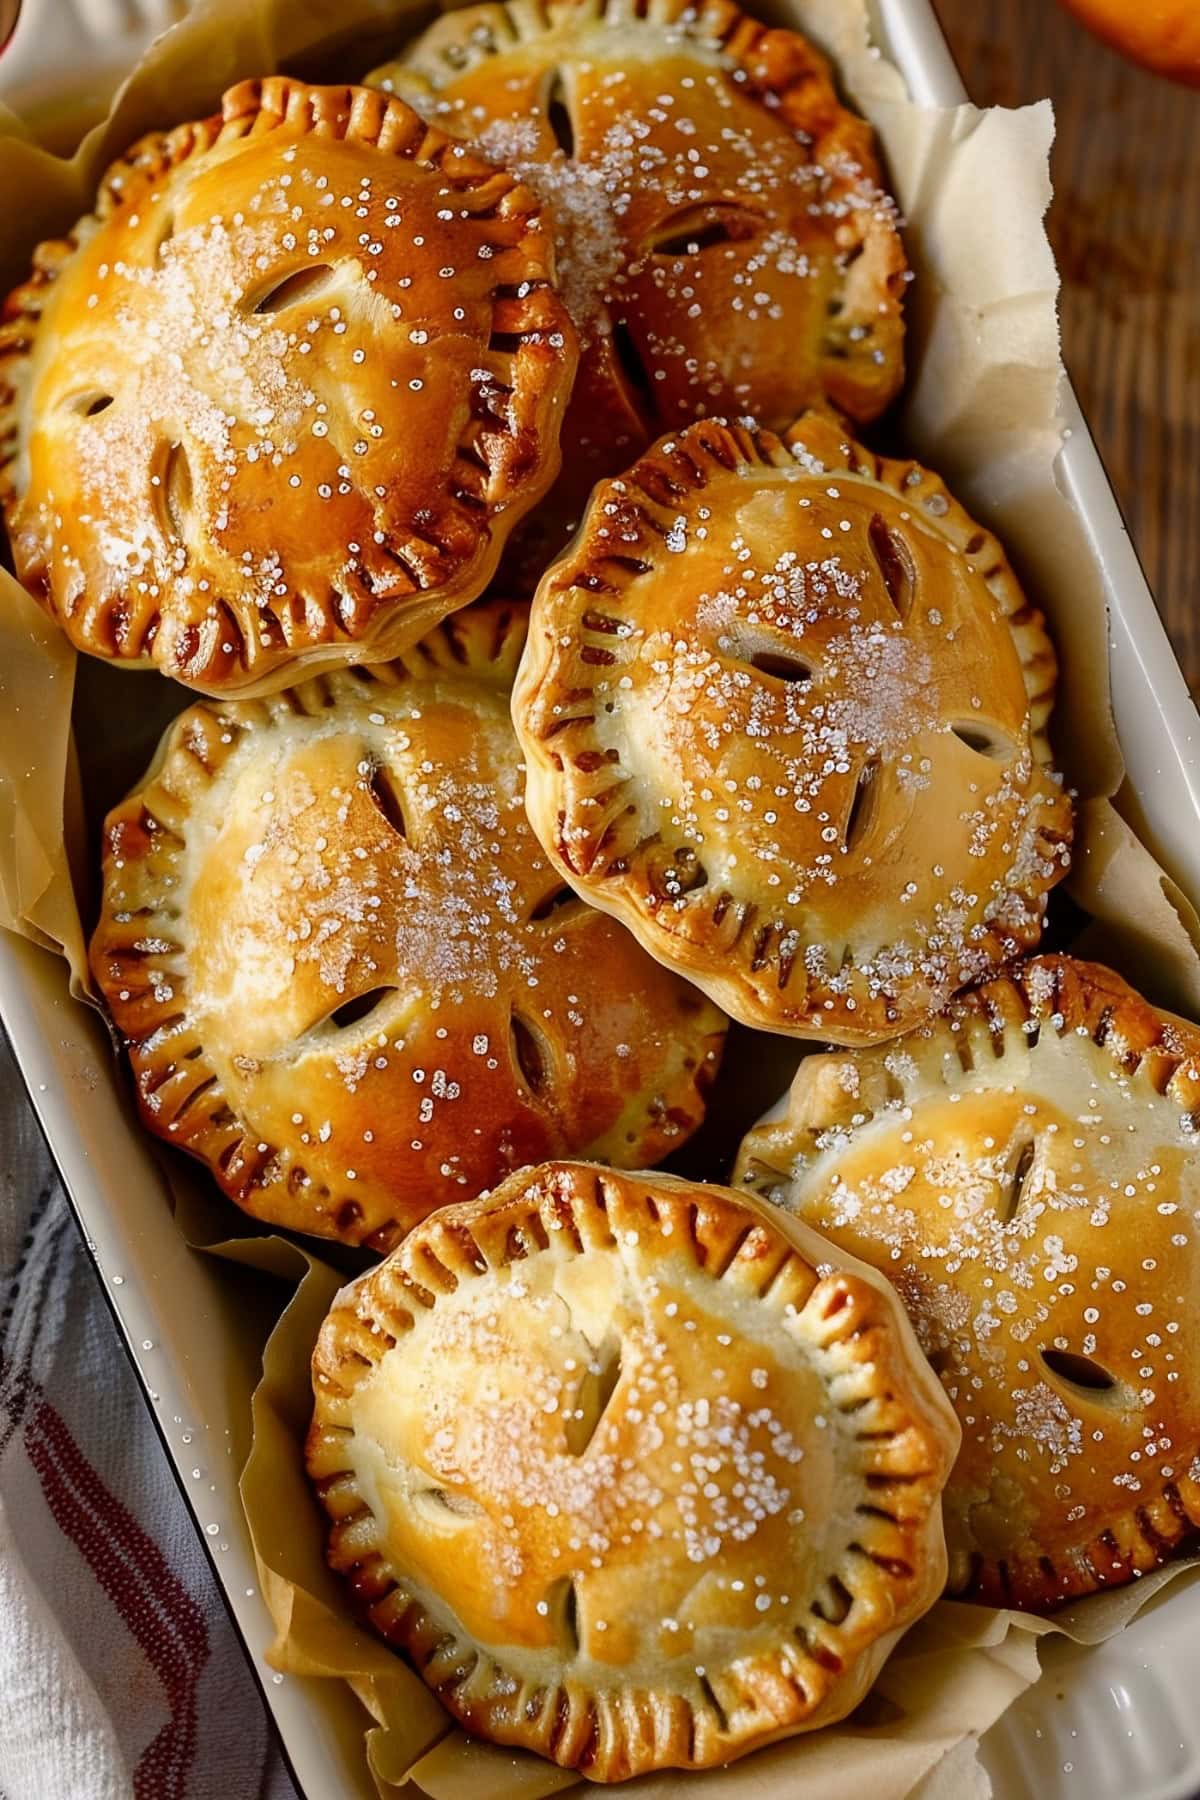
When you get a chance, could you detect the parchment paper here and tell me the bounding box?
[3,0,1200,1795]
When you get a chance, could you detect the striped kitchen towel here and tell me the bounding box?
[0,1032,297,1800]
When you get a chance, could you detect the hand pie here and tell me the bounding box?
[89,603,725,1251]
[736,956,1200,1611]
[0,77,576,694]
[368,0,906,579]
[514,412,1072,1044]
[306,1161,958,1779]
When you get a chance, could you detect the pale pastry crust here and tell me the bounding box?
[736,956,1200,1612]
[306,1161,958,1779]
[0,77,577,694]
[513,412,1072,1044]
[89,603,725,1250]
[368,0,907,584]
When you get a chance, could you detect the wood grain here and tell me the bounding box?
[933,0,1200,693]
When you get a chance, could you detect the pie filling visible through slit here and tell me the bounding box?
[306,1161,959,1779]
[368,0,907,582]
[513,411,1073,1044]
[0,76,577,693]
[735,956,1200,1611]
[88,602,726,1251]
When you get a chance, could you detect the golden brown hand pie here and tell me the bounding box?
[0,77,576,694]
[736,956,1200,1612]
[368,0,906,581]
[514,412,1072,1045]
[89,603,724,1250]
[306,1161,958,1778]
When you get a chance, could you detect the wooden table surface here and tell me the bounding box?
[933,0,1200,694]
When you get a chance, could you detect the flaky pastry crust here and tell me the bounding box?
[737,956,1200,1611]
[514,412,1072,1044]
[368,0,907,582]
[307,1162,958,1779]
[89,603,725,1250]
[0,77,576,693]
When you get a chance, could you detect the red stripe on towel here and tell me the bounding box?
[24,1391,210,1800]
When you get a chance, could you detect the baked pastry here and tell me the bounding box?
[514,411,1073,1044]
[306,1161,958,1778]
[368,0,906,580]
[0,77,576,694]
[89,603,725,1250]
[736,956,1200,1611]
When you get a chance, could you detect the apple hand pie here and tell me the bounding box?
[0,77,577,694]
[89,603,725,1251]
[306,1161,958,1779]
[368,0,906,581]
[514,411,1072,1043]
[736,955,1200,1612]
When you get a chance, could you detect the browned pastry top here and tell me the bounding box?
[0,77,576,691]
[307,1162,958,1777]
[737,957,1200,1611]
[89,603,725,1250]
[369,0,906,578]
[514,412,1072,1043]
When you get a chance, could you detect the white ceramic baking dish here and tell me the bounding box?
[2,1,1199,1796]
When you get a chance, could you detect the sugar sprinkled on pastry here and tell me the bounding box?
[736,956,1200,1611]
[89,603,725,1249]
[368,0,906,579]
[513,412,1072,1043]
[306,1161,958,1777]
[0,78,577,693]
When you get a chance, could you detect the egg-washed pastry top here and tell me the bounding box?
[368,0,906,579]
[306,1161,958,1779]
[737,956,1200,1612]
[0,77,576,694]
[89,603,725,1251]
[514,412,1072,1044]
